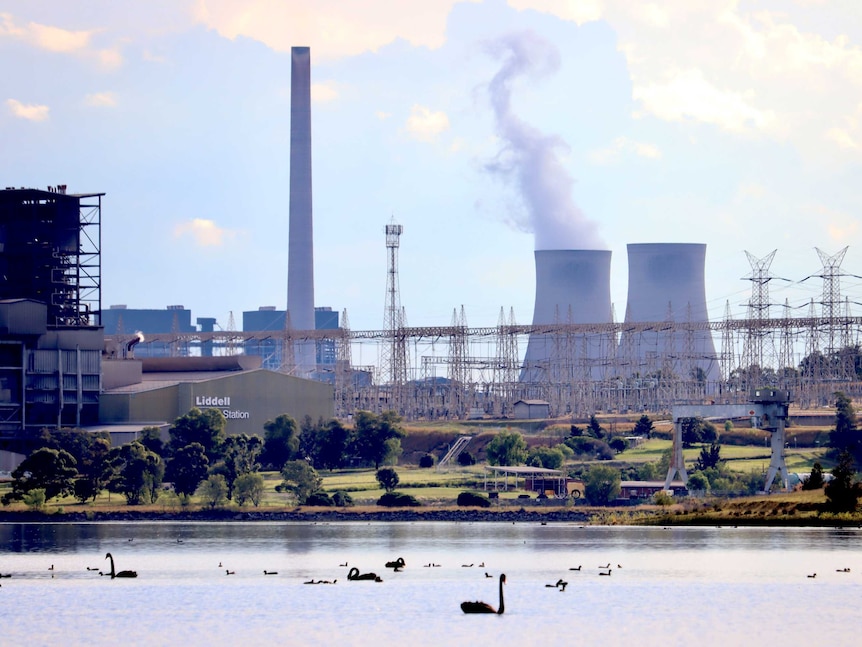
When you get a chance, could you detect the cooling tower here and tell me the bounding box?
[520,250,613,383]
[620,243,719,385]
[287,46,316,376]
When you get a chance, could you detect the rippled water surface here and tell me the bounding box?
[1,522,860,646]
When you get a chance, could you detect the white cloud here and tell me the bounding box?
[83,91,118,108]
[310,82,338,104]
[5,98,49,122]
[404,104,450,142]
[173,218,237,247]
[511,1,862,156]
[376,111,392,121]
[0,12,93,52]
[589,136,661,164]
[192,0,478,60]
[506,0,601,26]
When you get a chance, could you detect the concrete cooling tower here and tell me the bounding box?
[520,250,613,383]
[287,46,316,376]
[619,243,719,384]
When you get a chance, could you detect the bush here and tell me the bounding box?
[419,454,436,468]
[653,491,673,506]
[456,491,491,508]
[305,490,334,507]
[332,491,354,507]
[23,488,46,510]
[377,492,421,507]
[457,451,476,466]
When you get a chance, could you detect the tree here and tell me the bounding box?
[234,472,265,506]
[5,448,78,503]
[695,442,722,471]
[39,428,111,502]
[105,442,165,505]
[199,474,228,509]
[211,434,262,500]
[138,426,166,457]
[167,442,209,499]
[376,467,400,492]
[260,414,300,470]
[681,417,718,448]
[587,415,605,439]
[687,471,710,494]
[485,430,527,466]
[584,464,621,505]
[169,408,226,462]
[633,415,654,438]
[802,462,825,490]
[457,450,476,466]
[825,449,862,512]
[280,459,322,504]
[353,410,405,469]
[830,392,860,460]
[419,454,435,468]
[527,446,564,469]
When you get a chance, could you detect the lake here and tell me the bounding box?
[1,522,860,646]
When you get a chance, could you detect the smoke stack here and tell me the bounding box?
[620,243,718,383]
[287,46,316,376]
[520,250,613,383]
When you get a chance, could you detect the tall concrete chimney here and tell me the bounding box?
[287,46,316,376]
[620,243,719,384]
[520,250,613,383]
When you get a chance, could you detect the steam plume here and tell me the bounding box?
[484,31,604,250]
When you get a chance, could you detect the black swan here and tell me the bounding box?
[461,573,505,614]
[263,570,278,575]
[105,552,137,579]
[347,567,382,582]
[385,557,406,569]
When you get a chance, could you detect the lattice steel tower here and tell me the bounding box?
[382,218,408,387]
[742,249,777,374]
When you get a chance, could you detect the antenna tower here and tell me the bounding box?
[742,250,777,375]
[382,218,408,390]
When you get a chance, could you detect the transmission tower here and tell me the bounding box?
[815,246,848,356]
[381,218,408,390]
[741,250,777,372]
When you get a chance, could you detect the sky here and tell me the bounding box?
[2,0,862,335]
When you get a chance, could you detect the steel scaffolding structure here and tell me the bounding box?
[110,312,862,420]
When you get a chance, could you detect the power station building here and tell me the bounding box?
[0,186,334,466]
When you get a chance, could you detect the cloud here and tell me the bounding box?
[173,218,237,247]
[512,1,862,156]
[5,99,49,122]
[192,0,478,60]
[0,13,93,52]
[83,91,118,108]
[375,111,392,121]
[589,136,662,164]
[310,82,338,104]
[404,105,450,142]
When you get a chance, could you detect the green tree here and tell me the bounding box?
[825,449,862,512]
[199,474,228,509]
[138,426,166,457]
[486,430,527,466]
[260,414,300,470]
[802,462,825,490]
[280,459,322,504]
[527,446,564,469]
[587,415,605,439]
[830,391,860,460]
[376,467,400,492]
[695,442,722,471]
[353,410,405,469]
[6,448,78,503]
[167,442,209,499]
[211,434,262,500]
[105,442,165,505]
[316,419,353,470]
[169,408,226,462]
[584,464,621,505]
[234,472,265,506]
[633,415,654,438]
[681,417,718,448]
[39,428,111,501]
[687,471,710,494]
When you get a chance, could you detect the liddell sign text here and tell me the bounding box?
[195,395,250,420]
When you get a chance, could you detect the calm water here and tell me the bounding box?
[1,522,861,646]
